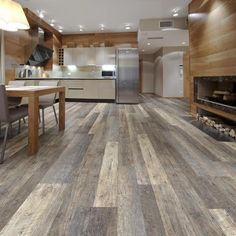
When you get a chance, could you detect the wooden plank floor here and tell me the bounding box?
[0,94,236,236]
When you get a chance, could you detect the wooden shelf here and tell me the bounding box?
[196,103,236,122]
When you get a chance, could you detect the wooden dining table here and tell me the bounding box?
[6,86,66,156]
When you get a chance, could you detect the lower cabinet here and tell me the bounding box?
[16,79,116,100]
[61,80,116,100]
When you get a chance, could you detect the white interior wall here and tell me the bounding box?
[140,54,154,93]
[163,51,184,97]
[154,54,163,96]
[153,47,186,98]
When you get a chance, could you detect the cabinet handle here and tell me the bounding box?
[68,87,84,90]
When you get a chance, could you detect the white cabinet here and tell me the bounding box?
[86,48,96,65]
[63,48,74,65]
[98,80,116,99]
[104,47,116,65]
[63,47,115,66]
[96,48,105,65]
[74,48,96,65]
[61,80,85,99]
[73,48,85,66]
[62,79,115,99]
[16,79,116,100]
[96,47,115,65]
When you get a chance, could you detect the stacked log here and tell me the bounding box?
[196,114,236,139]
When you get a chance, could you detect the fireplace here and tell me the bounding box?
[194,76,236,115]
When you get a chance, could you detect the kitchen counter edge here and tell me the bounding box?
[15,77,116,80]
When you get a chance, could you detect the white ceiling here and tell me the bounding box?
[17,0,191,34]
[139,29,189,54]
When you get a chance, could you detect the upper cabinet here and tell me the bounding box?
[63,48,74,65]
[63,47,115,66]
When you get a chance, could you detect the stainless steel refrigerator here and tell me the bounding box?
[116,48,139,104]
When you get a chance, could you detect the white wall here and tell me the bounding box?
[140,54,154,93]
[154,54,163,96]
[153,47,186,98]
[163,51,184,97]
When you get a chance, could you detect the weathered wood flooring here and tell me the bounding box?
[0,94,236,236]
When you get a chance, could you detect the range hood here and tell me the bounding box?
[27,44,53,66]
[26,28,53,66]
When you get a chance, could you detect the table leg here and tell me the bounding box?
[28,96,39,156]
[59,90,65,130]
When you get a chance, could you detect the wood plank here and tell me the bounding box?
[0,183,66,236]
[24,8,61,40]
[138,134,197,236]
[117,166,147,236]
[139,185,166,236]
[94,142,118,207]
[209,209,236,236]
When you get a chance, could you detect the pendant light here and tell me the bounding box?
[0,0,30,32]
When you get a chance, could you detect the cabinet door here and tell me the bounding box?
[83,80,99,99]
[64,48,74,65]
[65,80,85,98]
[104,48,116,65]
[98,80,116,99]
[96,47,105,65]
[86,48,96,65]
[74,48,86,66]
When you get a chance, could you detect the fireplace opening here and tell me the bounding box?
[194,76,236,114]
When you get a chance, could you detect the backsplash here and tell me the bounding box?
[50,65,103,78]
[15,64,116,78]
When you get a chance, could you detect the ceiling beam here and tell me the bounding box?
[23,8,62,40]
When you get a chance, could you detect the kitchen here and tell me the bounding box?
[15,44,139,103]
[2,11,140,104]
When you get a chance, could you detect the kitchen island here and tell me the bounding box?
[15,77,116,101]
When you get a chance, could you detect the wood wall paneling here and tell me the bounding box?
[189,0,236,114]
[24,8,61,40]
[189,0,236,76]
[4,8,62,82]
[62,32,138,48]
[183,49,190,98]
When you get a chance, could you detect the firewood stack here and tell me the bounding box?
[196,114,236,139]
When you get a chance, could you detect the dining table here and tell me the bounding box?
[6,85,65,156]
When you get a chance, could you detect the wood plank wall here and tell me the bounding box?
[4,30,35,83]
[188,0,236,113]
[62,32,138,48]
[4,30,137,82]
[4,31,61,82]
[183,49,190,98]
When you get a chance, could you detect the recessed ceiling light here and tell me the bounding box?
[173,13,179,17]
[78,25,84,31]
[99,24,105,31]
[59,29,63,33]
[147,42,151,46]
[182,41,186,45]
[37,10,45,19]
[50,20,55,27]
[125,25,131,30]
